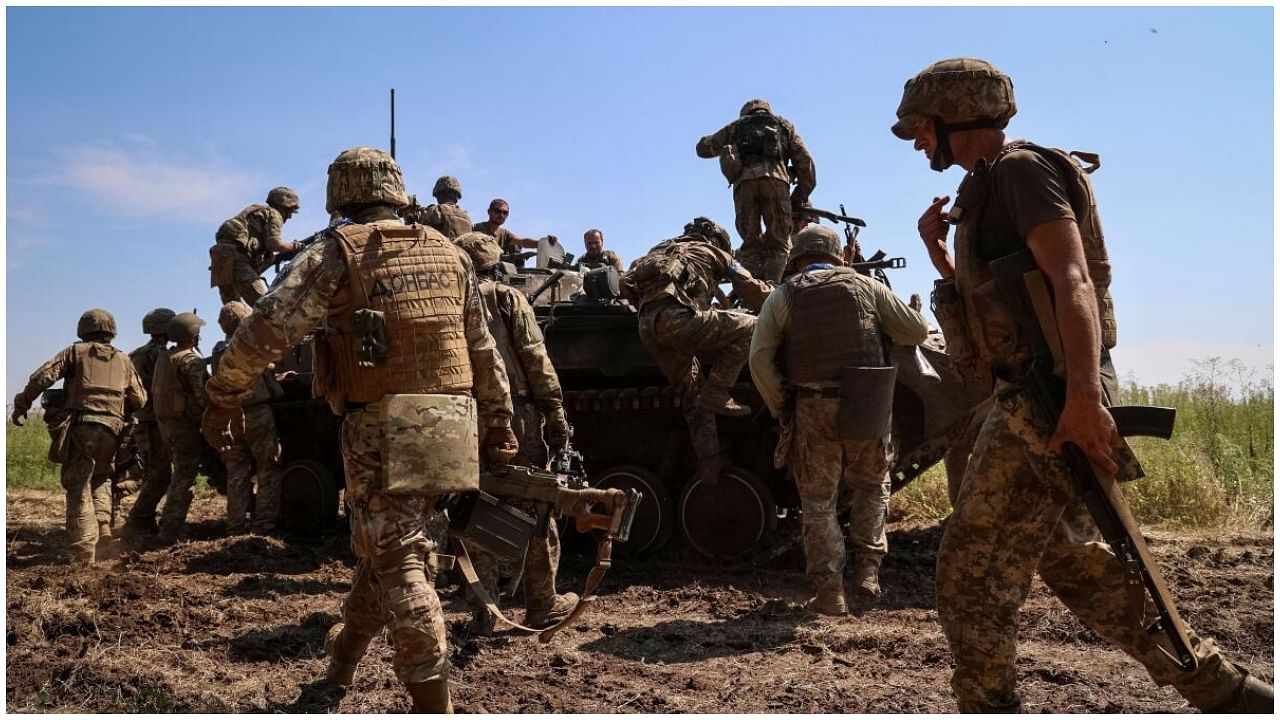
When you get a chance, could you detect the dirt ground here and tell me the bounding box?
[5,488,1273,713]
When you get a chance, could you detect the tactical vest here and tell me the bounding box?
[129,340,165,422]
[629,239,715,309]
[953,142,1117,370]
[319,221,472,406]
[481,281,530,397]
[152,347,196,421]
[432,204,473,239]
[732,113,784,161]
[784,268,886,384]
[64,342,132,419]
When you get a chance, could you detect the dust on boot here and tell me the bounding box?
[805,575,848,616]
[525,592,580,629]
[324,622,375,687]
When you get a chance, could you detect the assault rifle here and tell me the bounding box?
[799,204,904,288]
[988,248,1197,672]
[273,220,352,274]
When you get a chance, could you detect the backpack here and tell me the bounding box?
[626,242,689,298]
[732,113,784,161]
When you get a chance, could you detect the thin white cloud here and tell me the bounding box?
[54,145,256,224]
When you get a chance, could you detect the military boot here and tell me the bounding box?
[468,610,496,638]
[406,677,453,713]
[1200,674,1273,714]
[696,390,751,418]
[324,623,374,687]
[525,592,579,629]
[851,556,882,598]
[805,578,847,616]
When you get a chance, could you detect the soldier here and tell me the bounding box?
[897,57,1272,712]
[120,308,176,538]
[408,175,473,239]
[577,228,624,272]
[204,301,284,535]
[696,99,817,282]
[152,312,210,545]
[209,186,303,305]
[473,198,548,257]
[454,231,579,636]
[749,226,928,614]
[11,310,146,566]
[622,217,771,483]
[204,147,515,712]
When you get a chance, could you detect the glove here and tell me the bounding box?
[201,405,246,454]
[11,408,26,427]
[789,187,811,209]
[482,426,519,465]
[544,408,573,449]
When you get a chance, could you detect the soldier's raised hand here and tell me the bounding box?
[918,195,955,279]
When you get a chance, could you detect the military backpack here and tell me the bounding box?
[732,113,784,161]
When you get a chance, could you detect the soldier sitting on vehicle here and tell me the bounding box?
[577,228,624,272]
[473,198,553,258]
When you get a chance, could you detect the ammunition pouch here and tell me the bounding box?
[449,490,536,565]
[718,144,743,186]
[835,366,897,441]
[209,242,240,288]
[45,408,74,464]
[378,394,478,495]
[353,309,389,367]
[931,279,980,374]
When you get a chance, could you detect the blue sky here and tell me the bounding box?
[6,6,1274,398]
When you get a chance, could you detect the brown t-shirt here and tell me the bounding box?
[977,145,1076,261]
[473,221,518,254]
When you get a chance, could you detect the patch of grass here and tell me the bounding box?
[7,415,60,489]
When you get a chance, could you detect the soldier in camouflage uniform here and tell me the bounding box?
[405,175,474,239]
[696,99,817,282]
[209,186,303,305]
[473,198,548,257]
[898,57,1272,712]
[151,312,210,545]
[622,217,771,483]
[11,310,147,566]
[750,226,928,614]
[121,308,176,537]
[205,301,284,535]
[205,147,515,712]
[578,229,624,272]
[455,231,580,636]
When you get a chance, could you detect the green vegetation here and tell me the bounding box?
[895,357,1274,529]
[7,415,59,489]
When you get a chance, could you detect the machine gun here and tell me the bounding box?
[989,248,1197,672]
[453,442,641,642]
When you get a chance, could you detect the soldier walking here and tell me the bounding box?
[11,310,146,566]
[120,308,176,538]
[152,312,210,545]
[209,186,303,305]
[749,226,928,613]
[896,57,1272,712]
[696,99,816,282]
[205,147,516,712]
[454,231,579,636]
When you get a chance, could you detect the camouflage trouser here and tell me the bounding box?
[467,398,561,612]
[220,404,284,533]
[639,303,757,465]
[217,277,268,307]
[791,397,891,582]
[939,381,1245,712]
[944,397,990,507]
[61,422,119,564]
[125,420,172,528]
[157,419,206,536]
[733,176,792,282]
[338,403,449,685]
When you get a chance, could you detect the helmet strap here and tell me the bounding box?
[931,117,1000,172]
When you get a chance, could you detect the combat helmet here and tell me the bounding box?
[891,57,1016,141]
[785,225,842,272]
[167,312,206,346]
[682,217,732,252]
[77,309,117,341]
[218,301,252,336]
[454,231,503,272]
[432,175,462,200]
[142,307,177,335]
[740,98,772,116]
[325,147,409,214]
[266,186,301,213]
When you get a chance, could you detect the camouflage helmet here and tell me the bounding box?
[77,309,117,341]
[891,57,1016,140]
[740,98,772,116]
[432,175,462,199]
[454,231,503,272]
[683,217,732,252]
[325,147,409,214]
[167,312,206,346]
[266,186,301,213]
[218,301,252,336]
[141,307,176,335]
[785,225,842,271]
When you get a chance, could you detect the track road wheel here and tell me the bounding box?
[678,466,777,559]
[591,465,674,556]
[279,460,339,534]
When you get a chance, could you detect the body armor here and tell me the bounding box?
[784,268,886,385]
[480,281,530,397]
[129,340,166,422]
[953,142,1116,371]
[152,347,196,420]
[732,113,784,161]
[64,342,132,419]
[432,204,473,239]
[316,221,472,406]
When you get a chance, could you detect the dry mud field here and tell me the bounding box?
[5,488,1273,713]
